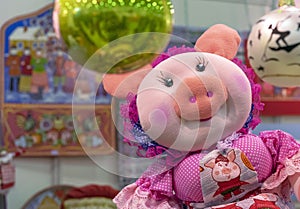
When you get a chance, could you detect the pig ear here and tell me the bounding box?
[204,159,215,169]
[227,150,236,162]
[194,24,241,60]
[102,64,152,99]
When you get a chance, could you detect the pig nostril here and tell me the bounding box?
[207,91,213,98]
[189,92,213,103]
[189,96,197,103]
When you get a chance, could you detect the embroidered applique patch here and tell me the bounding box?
[198,148,260,207]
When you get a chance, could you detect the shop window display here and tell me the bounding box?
[0,4,115,156]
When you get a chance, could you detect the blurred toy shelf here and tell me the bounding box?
[262,99,300,116]
[259,83,300,116]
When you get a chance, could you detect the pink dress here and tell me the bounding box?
[113,130,300,209]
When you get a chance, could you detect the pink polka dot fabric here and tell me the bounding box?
[232,133,273,182]
[136,158,180,200]
[259,130,300,190]
[173,153,206,202]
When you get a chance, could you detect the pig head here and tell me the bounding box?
[205,150,241,182]
[103,24,252,152]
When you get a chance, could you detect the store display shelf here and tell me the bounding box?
[261,98,300,116]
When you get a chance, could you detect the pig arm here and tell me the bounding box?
[259,130,300,200]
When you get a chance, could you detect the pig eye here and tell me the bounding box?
[196,56,208,72]
[158,71,173,87]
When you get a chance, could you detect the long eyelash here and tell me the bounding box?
[196,56,208,66]
[157,71,174,87]
[157,71,168,83]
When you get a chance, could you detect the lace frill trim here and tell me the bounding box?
[263,151,300,190]
[113,183,181,209]
[216,132,242,150]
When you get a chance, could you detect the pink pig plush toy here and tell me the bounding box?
[103,24,300,208]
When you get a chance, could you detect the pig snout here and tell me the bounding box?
[222,167,231,175]
[174,75,228,121]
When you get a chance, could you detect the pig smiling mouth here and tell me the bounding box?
[179,116,212,123]
[177,112,212,122]
[200,117,212,122]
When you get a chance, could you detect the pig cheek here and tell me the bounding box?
[231,165,240,177]
[234,74,249,92]
[137,89,180,143]
[140,108,168,134]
